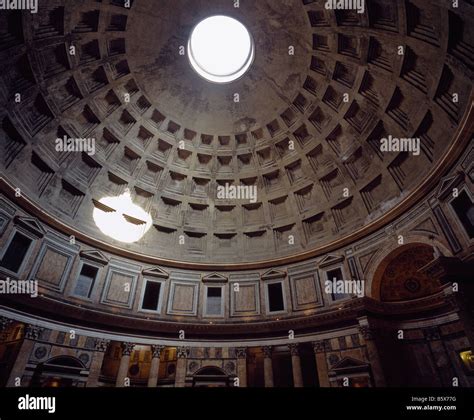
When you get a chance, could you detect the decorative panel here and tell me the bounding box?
[167,281,198,316]
[230,275,260,317]
[101,263,139,308]
[31,238,77,291]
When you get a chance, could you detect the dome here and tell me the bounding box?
[1,0,471,267]
[0,0,473,397]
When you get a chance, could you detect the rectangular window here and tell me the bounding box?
[141,280,162,311]
[451,191,474,238]
[206,287,222,316]
[326,268,350,301]
[0,232,32,273]
[74,264,99,298]
[268,282,285,312]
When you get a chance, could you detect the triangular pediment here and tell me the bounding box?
[330,357,369,373]
[142,266,169,279]
[13,216,46,238]
[80,250,109,265]
[319,254,344,268]
[261,269,287,280]
[437,172,464,200]
[202,273,228,283]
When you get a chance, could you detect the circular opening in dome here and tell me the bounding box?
[188,15,255,84]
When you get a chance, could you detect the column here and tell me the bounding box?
[312,340,330,387]
[175,347,189,388]
[86,339,110,387]
[423,326,455,387]
[116,342,135,387]
[449,293,474,351]
[7,324,43,387]
[148,345,165,388]
[262,346,274,388]
[421,257,474,351]
[358,318,386,387]
[289,344,303,387]
[0,316,12,332]
[0,317,13,342]
[235,347,248,387]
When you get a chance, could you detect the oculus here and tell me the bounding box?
[188,15,255,84]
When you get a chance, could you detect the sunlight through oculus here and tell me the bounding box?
[188,15,255,83]
[93,190,152,243]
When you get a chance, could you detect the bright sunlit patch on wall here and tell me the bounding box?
[188,15,255,84]
[459,350,474,373]
[93,190,152,243]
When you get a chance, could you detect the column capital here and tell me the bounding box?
[177,346,190,359]
[121,342,135,356]
[262,346,273,358]
[423,326,441,341]
[94,339,110,353]
[359,325,378,341]
[358,316,381,341]
[151,345,166,359]
[24,324,43,341]
[312,340,330,354]
[444,290,459,311]
[288,343,300,356]
[235,347,247,359]
[0,316,13,332]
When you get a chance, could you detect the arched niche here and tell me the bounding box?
[192,366,230,388]
[31,356,85,387]
[370,243,444,302]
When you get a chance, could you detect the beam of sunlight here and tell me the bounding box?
[93,190,152,243]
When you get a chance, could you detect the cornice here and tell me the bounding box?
[0,289,453,339]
